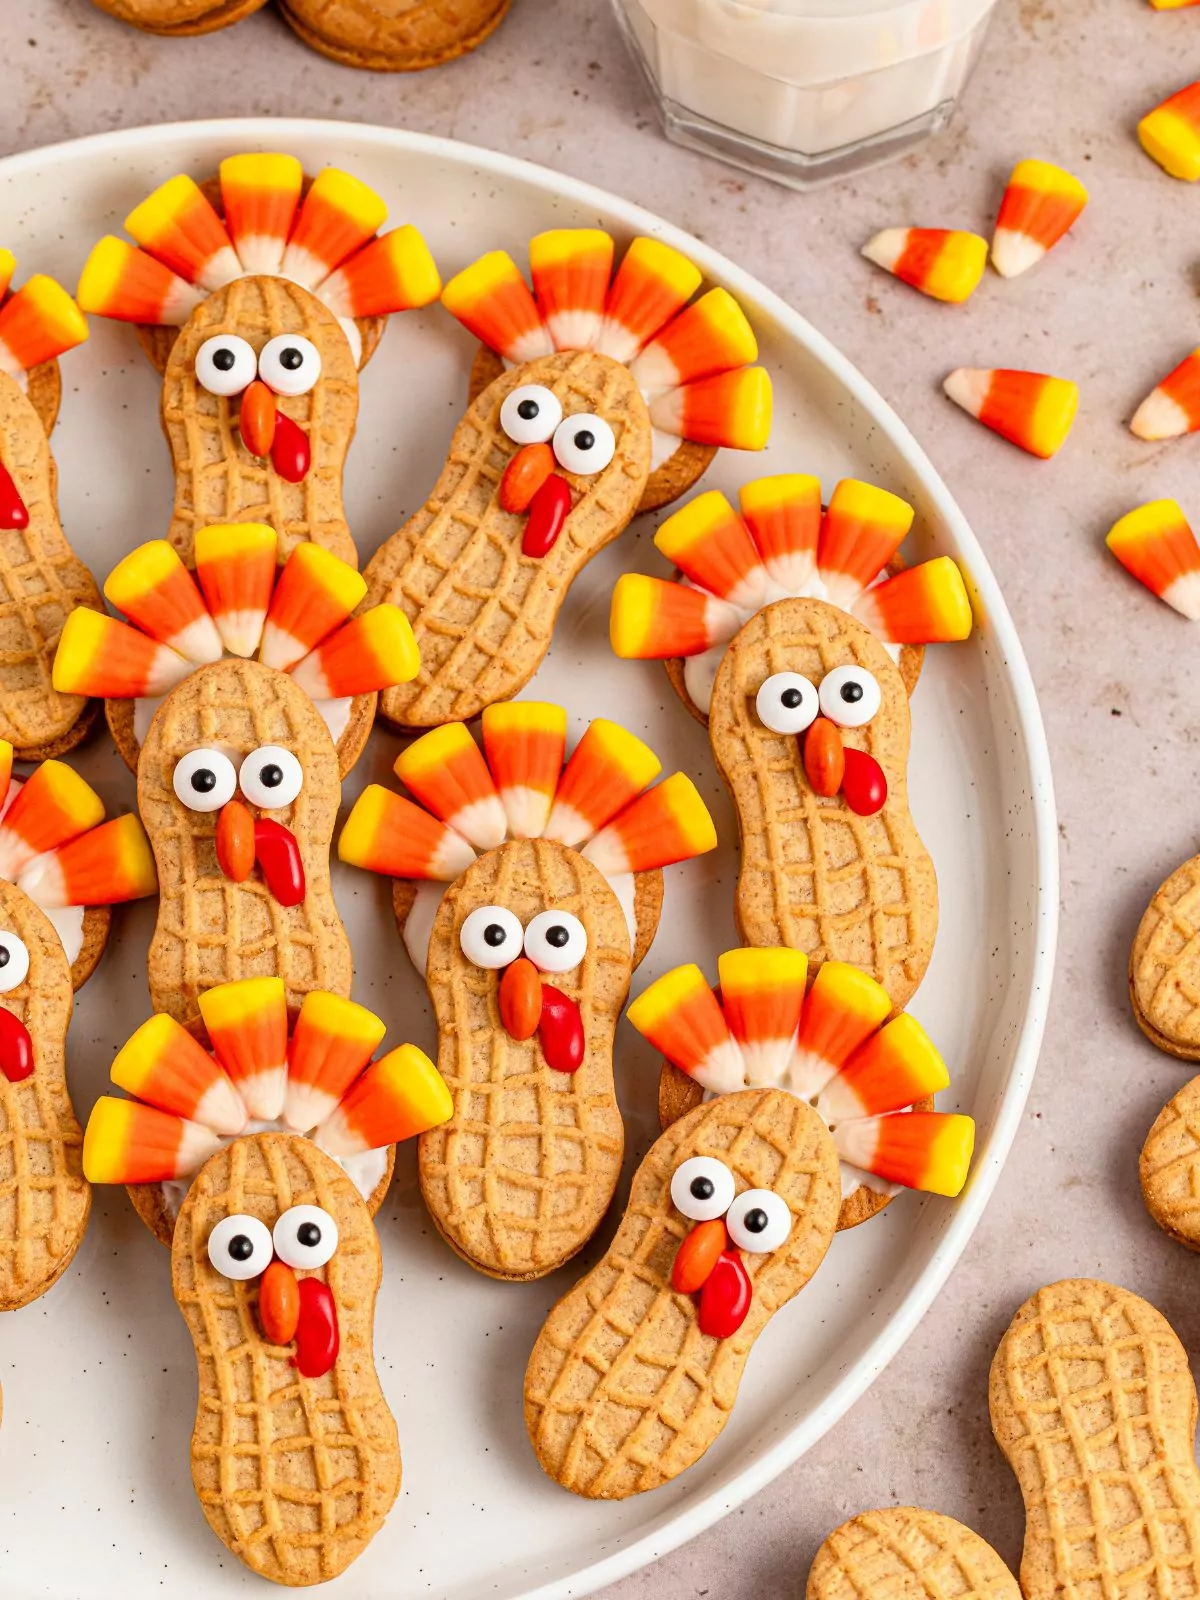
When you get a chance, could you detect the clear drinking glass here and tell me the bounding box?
[611,0,1001,189]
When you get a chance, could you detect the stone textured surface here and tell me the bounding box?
[4,1,1199,1595]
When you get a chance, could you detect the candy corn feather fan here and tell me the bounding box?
[444,230,773,510]
[609,473,974,718]
[0,256,89,432]
[627,951,975,1223]
[338,702,718,973]
[52,523,420,773]
[76,153,441,368]
[83,978,453,1241]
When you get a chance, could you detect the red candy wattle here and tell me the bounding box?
[522,474,572,558]
[271,412,311,484]
[697,1250,753,1338]
[292,1277,339,1378]
[253,818,306,907]
[538,984,585,1073]
[841,748,888,816]
[0,462,29,531]
[0,1008,34,1083]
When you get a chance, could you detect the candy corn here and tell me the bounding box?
[198,977,289,1121]
[529,229,614,352]
[441,251,555,364]
[653,490,769,609]
[595,237,703,363]
[816,1013,949,1122]
[17,814,157,907]
[861,228,988,304]
[259,543,366,672]
[943,368,1078,458]
[1130,348,1200,440]
[481,701,568,839]
[631,288,758,391]
[581,773,717,875]
[819,479,915,609]
[544,720,662,848]
[53,608,193,700]
[717,947,808,1086]
[1106,499,1200,619]
[0,761,105,879]
[626,963,746,1094]
[0,276,89,377]
[0,740,12,814]
[110,1013,247,1136]
[1149,0,1200,8]
[739,474,821,592]
[104,541,223,665]
[991,160,1088,279]
[0,249,14,303]
[393,723,507,852]
[289,607,420,699]
[609,574,742,660]
[649,366,773,450]
[315,1043,452,1155]
[218,152,304,275]
[788,962,892,1099]
[832,1110,975,1197]
[338,786,478,880]
[76,237,204,326]
[284,992,387,1132]
[280,167,389,289]
[124,174,240,293]
[318,226,442,319]
[83,1096,223,1184]
[852,559,974,644]
[194,522,278,658]
[1138,82,1200,181]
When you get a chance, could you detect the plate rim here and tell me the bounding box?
[0,115,1060,1600]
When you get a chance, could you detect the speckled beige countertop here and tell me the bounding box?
[4,1,1199,1595]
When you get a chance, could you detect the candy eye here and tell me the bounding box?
[0,933,30,993]
[670,1155,736,1222]
[195,334,257,397]
[523,909,587,974]
[460,905,524,969]
[239,745,303,808]
[726,1188,792,1253]
[552,413,615,475]
[819,665,881,728]
[207,1213,273,1280]
[273,1204,338,1270]
[756,672,819,735]
[173,747,238,813]
[500,383,563,445]
[258,334,322,398]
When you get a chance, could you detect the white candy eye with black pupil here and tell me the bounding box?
[523,909,587,974]
[239,745,303,808]
[460,904,524,969]
[670,1155,736,1222]
[258,334,322,398]
[552,413,615,475]
[173,747,238,813]
[726,1188,792,1253]
[208,1213,273,1281]
[819,665,882,729]
[500,384,563,445]
[0,933,30,993]
[195,334,257,398]
[273,1204,338,1270]
[756,672,819,735]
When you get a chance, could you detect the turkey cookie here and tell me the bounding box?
[991,1279,1200,1600]
[338,702,718,1279]
[84,986,452,1582]
[0,258,106,759]
[612,479,973,1005]
[632,950,974,1230]
[76,153,441,565]
[525,1086,840,1497]
[808,1510,1020,1600]
[1129,851,1200,1060]
[87,0,268,34]
[280,0,511,70]
[53,521,419,777]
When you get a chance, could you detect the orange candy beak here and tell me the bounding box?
[214,798,305,907]
[670,1216,727,1293]
[500,442,555,514]
[802,719,888,818]
[258,1258,300,1345]
[238,379,277,459]
[499,955,542,1040]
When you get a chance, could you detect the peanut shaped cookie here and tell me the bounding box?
[808,1509,1019,1600]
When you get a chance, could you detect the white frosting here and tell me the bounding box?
[135,691,352,749]
[681,569,904,715]
[0,779,86,964]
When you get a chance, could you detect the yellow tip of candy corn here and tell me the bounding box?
[1139,84,1200,180]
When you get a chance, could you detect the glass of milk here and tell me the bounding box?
[611,0,1001,188]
